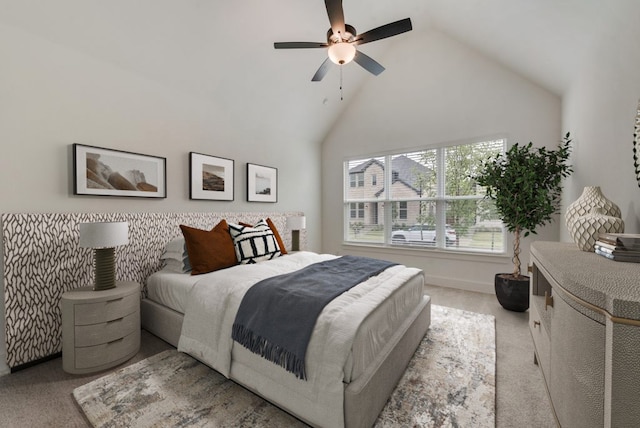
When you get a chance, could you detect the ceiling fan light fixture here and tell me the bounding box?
[273,1,412,82]
[328,42,356,65]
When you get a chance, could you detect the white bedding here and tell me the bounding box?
[146,253,423,383]
[146,269,197,313]
[173,251,423,428]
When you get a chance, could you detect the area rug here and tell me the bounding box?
[73,305,495,427]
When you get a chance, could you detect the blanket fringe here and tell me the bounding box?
[232,323,307,380]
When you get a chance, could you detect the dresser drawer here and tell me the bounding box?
[75,311,140,347]
[73,292,139,325]
[74,329,140,370]
[529,297,551,381]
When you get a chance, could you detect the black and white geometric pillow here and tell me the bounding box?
[228,219,281,264]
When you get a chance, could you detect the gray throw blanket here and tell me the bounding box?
[231,255,398,380]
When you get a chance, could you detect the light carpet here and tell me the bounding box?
[73,305,495,427]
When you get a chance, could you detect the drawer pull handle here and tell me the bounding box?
[106,297,124,304]
[545,292,554,310]
[107,337,124,345]
[533,320,540,328]
[107,317,124,324]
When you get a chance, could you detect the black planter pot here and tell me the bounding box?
[494,273,530,312]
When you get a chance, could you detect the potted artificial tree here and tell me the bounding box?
[472,132,573,311]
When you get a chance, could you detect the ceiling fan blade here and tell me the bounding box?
[353,50,385,76]
[312,57,333,81]
[274,42,329,49]
[324,0,345,37]
[354,18,412,46]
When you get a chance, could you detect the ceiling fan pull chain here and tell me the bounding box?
[340,64,344,101]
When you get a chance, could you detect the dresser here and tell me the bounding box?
[529,241,640,427]
[61,281,141,374]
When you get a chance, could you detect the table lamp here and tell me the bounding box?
[79,221,129,290]
[286,216,306,252]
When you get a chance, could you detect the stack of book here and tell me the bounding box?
[595,233,640,263]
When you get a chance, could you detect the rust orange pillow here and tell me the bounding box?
[179,220,237,275]
[266,218,288,255]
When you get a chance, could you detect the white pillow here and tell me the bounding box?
[161,259,189,274]
[164,237,187,254]
[228,220,281,264]
[160,237,191,273]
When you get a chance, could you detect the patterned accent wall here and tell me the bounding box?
[1,211,305,369]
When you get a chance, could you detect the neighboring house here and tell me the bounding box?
[347,155,432,228]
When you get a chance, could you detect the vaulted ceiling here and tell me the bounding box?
[2,0,626,144]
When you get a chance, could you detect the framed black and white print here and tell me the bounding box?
[246,163,277,202]
[190,152,234,201]
[73,144,166,198]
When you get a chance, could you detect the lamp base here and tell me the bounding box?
[291,230,300,252]
[94,247,116,291]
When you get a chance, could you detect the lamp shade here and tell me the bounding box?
[328,42,356,65]
[79,222,129,248]
[286,216,306,231]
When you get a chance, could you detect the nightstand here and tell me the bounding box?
[61,281,141,374]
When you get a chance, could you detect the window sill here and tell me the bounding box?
[341,242,510,264]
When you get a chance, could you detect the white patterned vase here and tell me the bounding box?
[566,186,622,245]
[570,207,625,252]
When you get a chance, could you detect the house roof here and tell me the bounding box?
[350,155,430,196]
[349,158,384,174]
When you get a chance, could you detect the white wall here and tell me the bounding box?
[561,0,640,237]
[0,6,323,375]
[0,9,322,248]
[321,29,563,294]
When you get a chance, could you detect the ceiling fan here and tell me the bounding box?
[274,0,413,81]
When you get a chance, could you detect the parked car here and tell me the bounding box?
[391,224,457,246]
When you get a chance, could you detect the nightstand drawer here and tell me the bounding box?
[74,329,140,370]
[75,311,140,347]
[74,292,138,325]
[62,281,141,374]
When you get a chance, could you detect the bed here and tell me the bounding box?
[141,236,430,428]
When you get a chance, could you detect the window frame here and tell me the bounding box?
[343,137,507,253]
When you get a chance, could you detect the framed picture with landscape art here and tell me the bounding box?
[246,163,277,202]
[73,144,166,198]
[190,152,234,201]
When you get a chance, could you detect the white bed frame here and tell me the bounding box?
[141,289,431,428]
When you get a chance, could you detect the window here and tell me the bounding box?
[344,139,506,252]
[350,172,364,188]
[396,201,407,220]
[350,202,364,219]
